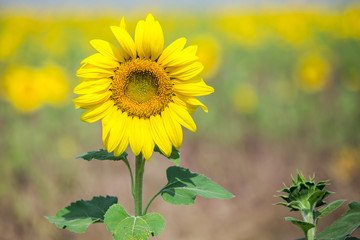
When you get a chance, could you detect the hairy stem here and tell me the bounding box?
[302,210,315,240]
[134,153,145,216]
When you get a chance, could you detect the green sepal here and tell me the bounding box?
[46,196,118,233]
[308,190,326,209]
[154,145,180,166]
[285,217,315,235]
[160,166,234,205]
[316,201,360,240]
[275,202,290,207]
[104,204,165,240]
[76,149,128,161]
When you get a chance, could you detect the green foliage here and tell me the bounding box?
[46,196,118,233]
[76,149,128,161]
[104,204,165,240]
[316,200,346,220]
[160,166,234,205]
[154,145,180,166]
[285,217,315,235]
[316,202,360,240]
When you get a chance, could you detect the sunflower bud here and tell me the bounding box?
[276,173,332,212]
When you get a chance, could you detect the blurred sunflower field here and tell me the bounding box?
[1,2,360,239]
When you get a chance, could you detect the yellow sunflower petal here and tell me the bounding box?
[168,61,204,80]
[74,79,111,95]
[141,15,153,59]
[173,77,214,96]
[111,26,136,59]
[142,14,164,61]
[141,119,155,161]
[158,37,186,66]
[169,102,197,132]
[81,53,120,69]
[114,114,131,156]
[150,20,164,61]
[90,39,124,62]
[129,116,145,156]
[150,114,172,157]
[80,101,116,123]
[183,45,198,55]
[135,20,145,58]
[73,91,111,108]
[102,109,118,144]
[164,45,199,68]
[76,66,114,79]
[166,54,198,68]
[105,111,128,152]
[120,16,126,30]
[173,94,208,113]
[162,107,183,149]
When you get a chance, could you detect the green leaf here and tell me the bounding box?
[317,200,346,219]
[46,196,118,233]
[76,149,128,161]
[104,204,165,240]
[160,166,234,205]
[142,213,166,236]
[316,201,360,240]
[154,145,180,166]
[285,217,315,235]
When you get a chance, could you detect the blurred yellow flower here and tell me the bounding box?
[219,14,263,46]
[341,5,360,40]
[295,52,331,93]
[41,21,67,57]
[269,11,312,46]
[1,66,44,112]
[330,147,360,184]
[191,35,221,79]
[233,83,258,114]
[1,63,68,113]
[0,15,38,60]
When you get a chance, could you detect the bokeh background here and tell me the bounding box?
[1,0,360,239]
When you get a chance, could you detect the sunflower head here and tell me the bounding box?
[73,14,214,160]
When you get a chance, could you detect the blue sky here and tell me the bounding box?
[1,0,354,11]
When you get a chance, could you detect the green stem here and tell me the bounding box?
[303,210,315,240]
[123,159,135,198]
[143,189,162,215]
[134,153,145,216]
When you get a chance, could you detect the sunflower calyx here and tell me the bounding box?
[276,173,331,213]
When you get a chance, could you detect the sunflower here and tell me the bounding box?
[74,14,214,160]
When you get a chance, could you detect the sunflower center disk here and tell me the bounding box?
[111,59,173,119]
[124,71,159,104]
